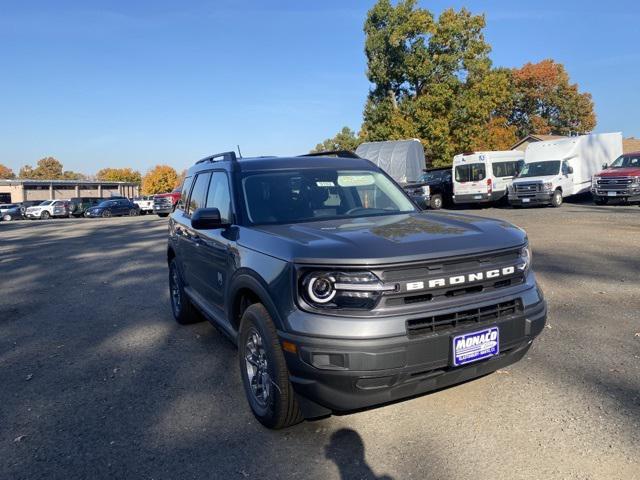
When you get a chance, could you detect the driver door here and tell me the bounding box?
[560,160,574,196]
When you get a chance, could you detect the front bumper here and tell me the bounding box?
[280,297,546,416]
[453,191,506,204]
[591,188,640,202]
[153,205,173,214]
[508,192,553,206]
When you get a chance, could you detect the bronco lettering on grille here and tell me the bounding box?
[405,266,516,291]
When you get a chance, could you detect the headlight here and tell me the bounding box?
[518,246,532,273]
[421,185,430,196]
[543,182,553,191]
[301,271,396,310]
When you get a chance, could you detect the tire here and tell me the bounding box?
[168,259,201,325]
[158,213,169,218]
[40,211,50,220]
[102,210,112,218]
[551,189,563,208]
[2,214,11,221]
[593,196,608,206]
[429,194,443,210]
[129,209,139,216]
[238,304,304,429]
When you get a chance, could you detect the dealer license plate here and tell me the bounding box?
[522,198,530,203]
[474,195,482,200]
[452,327,499,367]
[607,192,617,197]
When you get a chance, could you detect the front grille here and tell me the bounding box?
[406,299,522,337]
[595,176,638,192]
[514,182,541,197]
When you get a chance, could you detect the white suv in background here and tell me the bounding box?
[133,196,154,215]
[25,200,70,219]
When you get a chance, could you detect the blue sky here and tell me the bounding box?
[1,0,638,175]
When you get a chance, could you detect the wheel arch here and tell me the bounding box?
[228,270,285,335]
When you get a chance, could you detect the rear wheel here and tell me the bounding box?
[129,208,139,216]
[158,213,169,218]
[168,259,201,324]
[238,304,303,429]
[429,194,443,210]
[551,189,563,208]
[2,214,11,221]
[40,211,50,220]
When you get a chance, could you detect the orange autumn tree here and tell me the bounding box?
[0,163,15,179]
[141,165,179,195]
[509,59,596,138]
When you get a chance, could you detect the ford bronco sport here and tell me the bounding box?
[167,151,547,429]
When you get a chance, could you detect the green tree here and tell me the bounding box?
[0,163,15,179]
[362,1,508,166]
[509,59,596,138]
[96,167,142,183]
[311,127,362,153]
[141,165,179,195]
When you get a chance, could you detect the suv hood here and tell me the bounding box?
[240,212,526,265]
[597,167,640,177]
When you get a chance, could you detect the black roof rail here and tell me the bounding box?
[196,151,237,164]
[299,150,361,159]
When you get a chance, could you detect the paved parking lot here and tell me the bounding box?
[1,203,639,480]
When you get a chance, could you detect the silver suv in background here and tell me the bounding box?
[25,200,70,219]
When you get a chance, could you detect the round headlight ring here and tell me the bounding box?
[307,275,336,304]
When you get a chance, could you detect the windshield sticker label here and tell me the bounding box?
[337,174,375,187]
[316,181,335,187]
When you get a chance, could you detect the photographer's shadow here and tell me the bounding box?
[325,428,394,480]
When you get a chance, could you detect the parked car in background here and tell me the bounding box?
[509,133,622,207]
[153,189,181,217]
[68,197,102,217]
[403,167,453,209]
[0,203,24,221]
[591,152,640,205]
[85,199,140,218]
[133,195,155,214]
[24,200,70,219]
[453,151,524,205]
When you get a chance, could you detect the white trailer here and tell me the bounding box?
[509,133,623,207]
[355,139,425,184]
[452,151,525,204]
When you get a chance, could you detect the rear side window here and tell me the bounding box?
[206,172,232,223]
[492,160,524,178]
[176,176,193,211]
[187,172,211,215]
[455,164,486,182]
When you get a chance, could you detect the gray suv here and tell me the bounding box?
[167,152,547,429]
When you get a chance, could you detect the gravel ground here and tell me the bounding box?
[1,202,639,480]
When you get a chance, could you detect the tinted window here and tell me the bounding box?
[188,172,211,215]
[518,161,561,178]
[176,176,193,211]
[455,164,486,182]
[205,172,232,223]
[492,160,524,178]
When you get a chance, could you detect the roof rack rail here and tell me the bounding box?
[196,151,237,164]
[298,150,361,159]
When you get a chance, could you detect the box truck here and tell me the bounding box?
[452,151,525,204]
[509,133,623,207]
[355,139,425,185]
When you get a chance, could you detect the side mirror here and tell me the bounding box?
[567,166,574,174]
[602,163,608,170]
[191,207,227,229]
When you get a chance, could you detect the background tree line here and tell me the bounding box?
[0,158,184,195]
[313,0,596,166]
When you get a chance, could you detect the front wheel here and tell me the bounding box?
[238,304,303,429]
[129,208,139,216]
[102,210,112,218]
[551,189,563,208]
[429,194,443,210]
[158,213,169,218]
[593,196,608,206]
[40,211,50,220]
[2,214,12,221]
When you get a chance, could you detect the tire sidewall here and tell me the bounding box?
[552,190,563,207]
[430,194,443,209]
[238,307,283,426]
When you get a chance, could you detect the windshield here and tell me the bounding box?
[518,161,561,178]
[609,154,640,169]
[242,169,415,225]
[455,164,486,183]
[39,201,53,206]
[420,170,450,183]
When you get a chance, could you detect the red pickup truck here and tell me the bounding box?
[591,152,640,205]
[153,188,182,217]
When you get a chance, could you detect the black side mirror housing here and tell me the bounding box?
[602,163,608,170]
[567,166,574,174]
[191,207,227,229]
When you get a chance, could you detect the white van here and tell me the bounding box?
[452,151,524,204]
[509,133,623,207]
